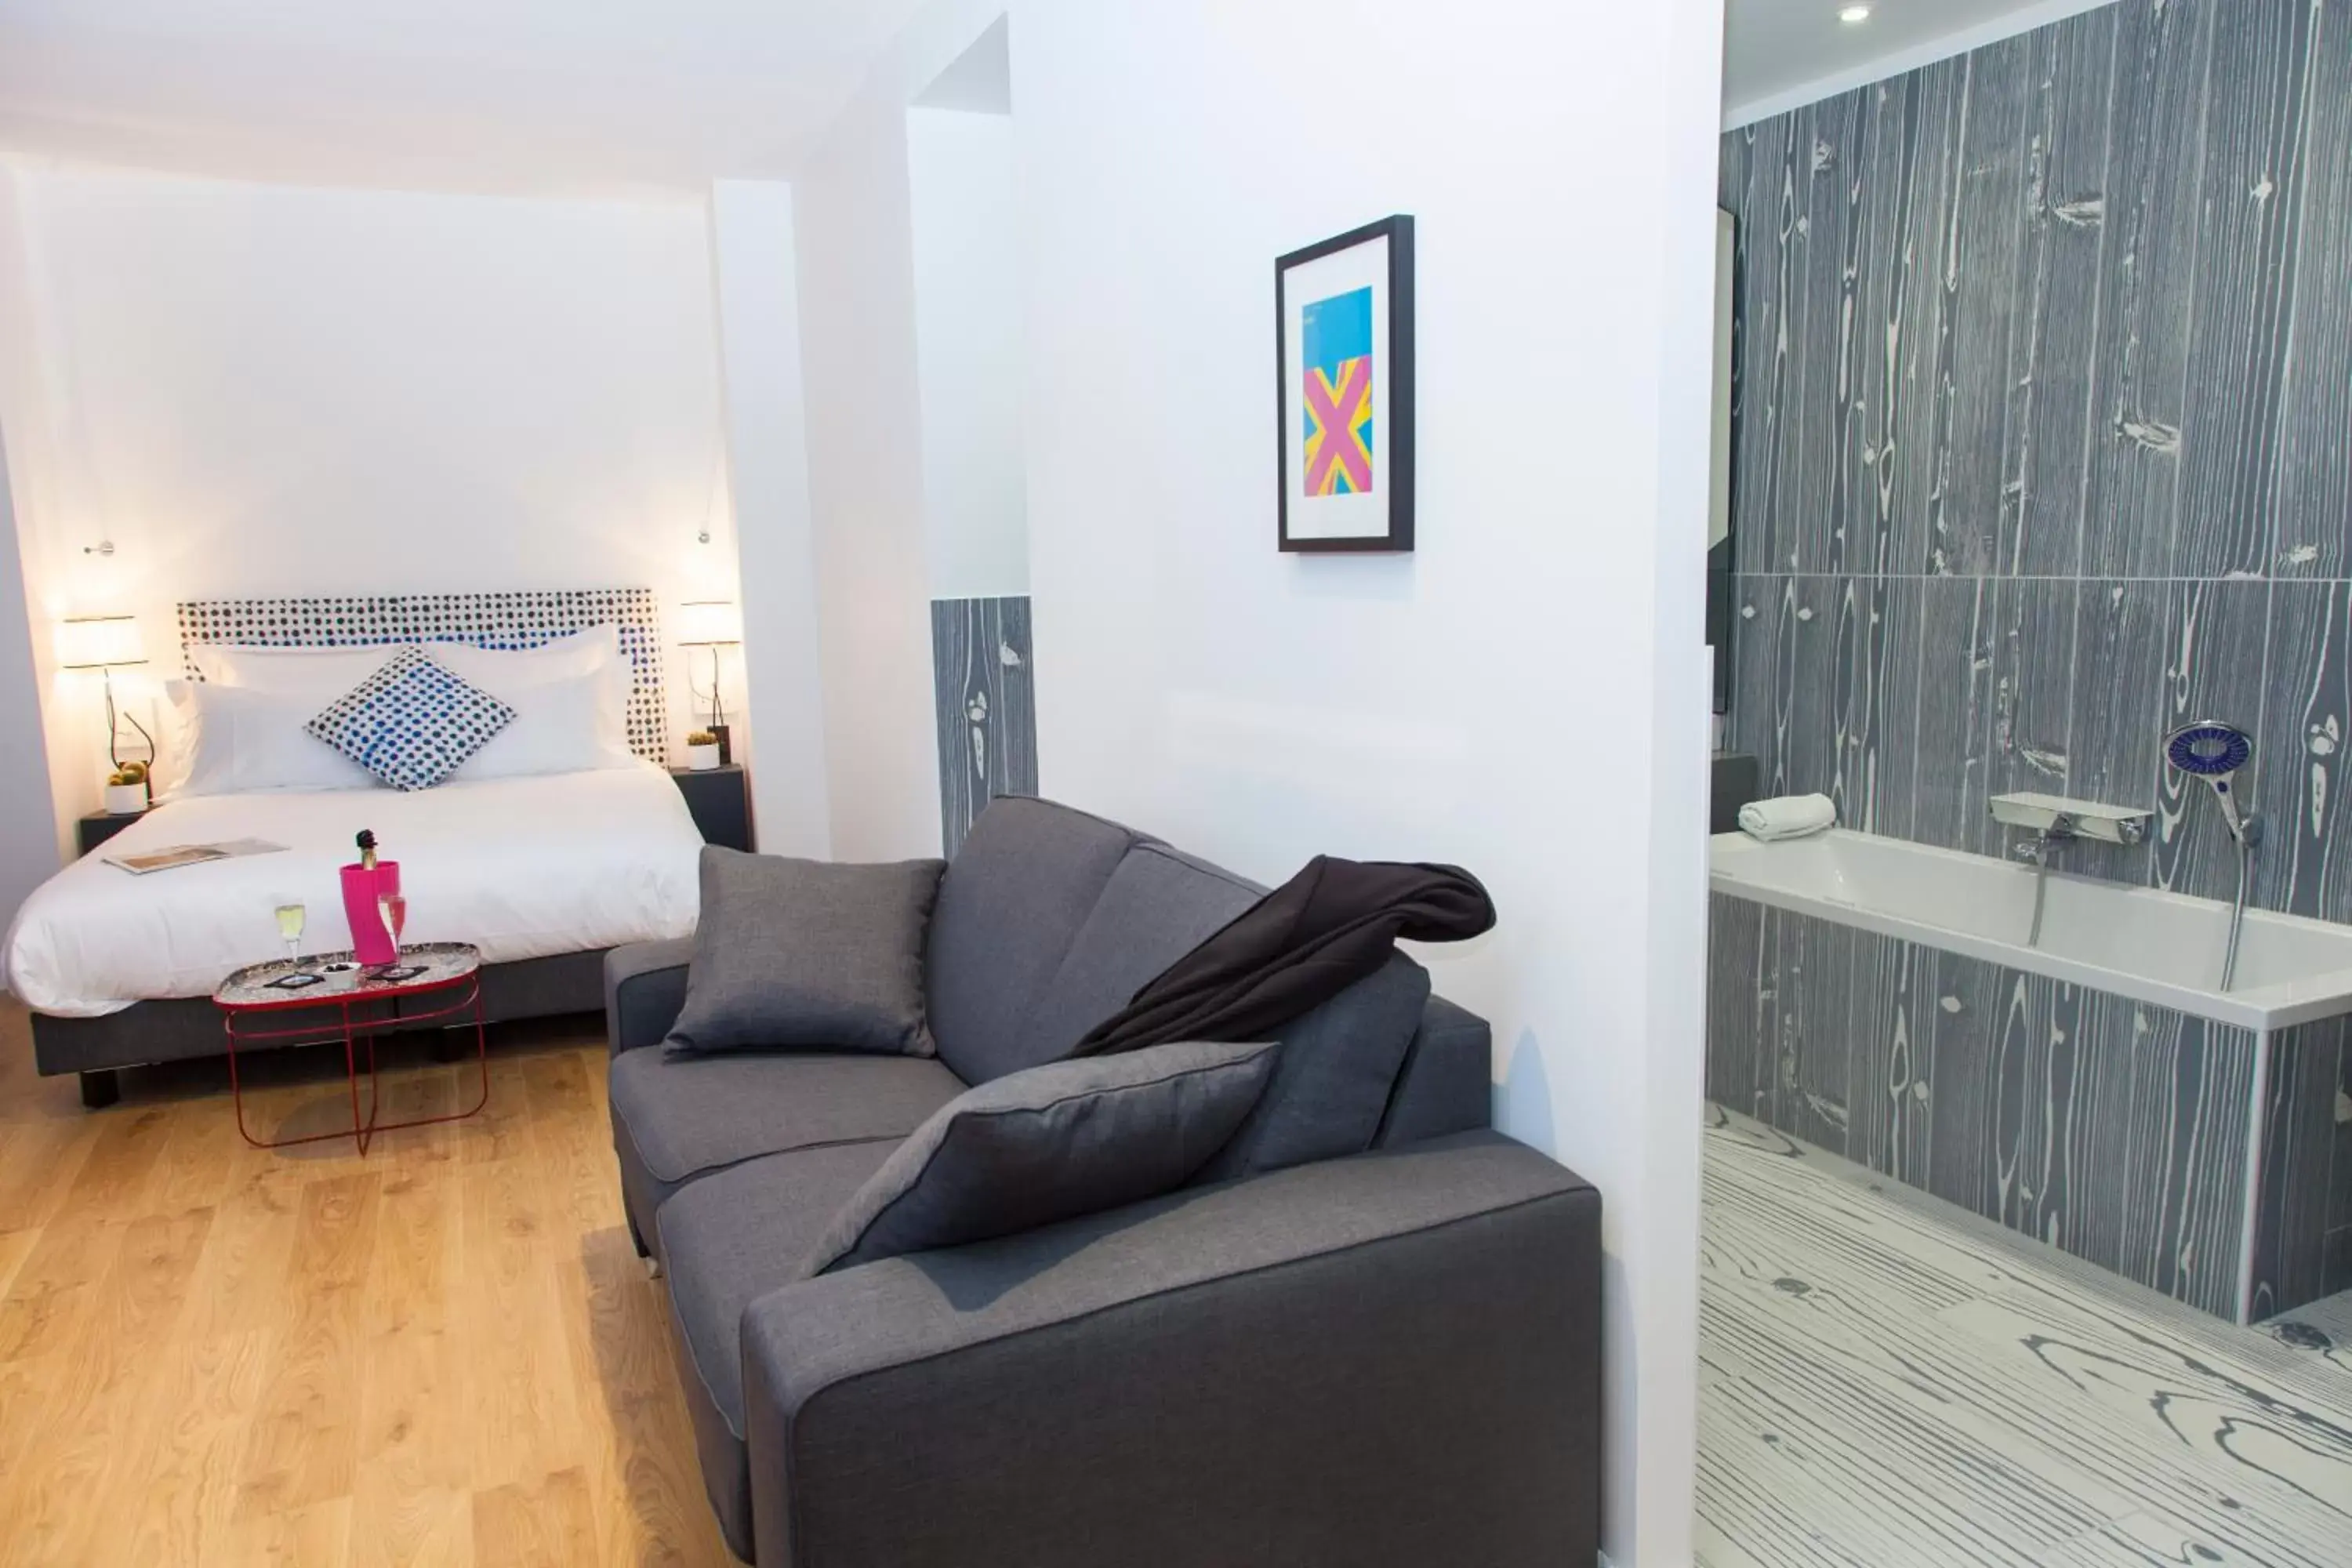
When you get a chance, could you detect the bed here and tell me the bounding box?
[2,590,706,1102]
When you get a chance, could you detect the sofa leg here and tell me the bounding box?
[625,1211,661,1276]
[79,1069,122,1110]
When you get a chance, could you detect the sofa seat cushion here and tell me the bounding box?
[610,1049,967,1189]
[656,1142,898,1559]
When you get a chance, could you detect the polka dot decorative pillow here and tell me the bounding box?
[305,648,515,791]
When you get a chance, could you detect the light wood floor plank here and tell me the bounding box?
[474,1465,603,1566]
[0,1001,736,1566]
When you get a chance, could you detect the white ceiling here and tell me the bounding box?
[1723,0,2114,126]
[0,0,939,196]
[0,0,2113,194]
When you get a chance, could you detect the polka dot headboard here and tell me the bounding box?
[176,589,669,763]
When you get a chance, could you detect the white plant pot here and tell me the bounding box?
[685,744,720,772]
[104,782,147,816]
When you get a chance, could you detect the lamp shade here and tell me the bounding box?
[676,600,742,647]
[56,615,147,670]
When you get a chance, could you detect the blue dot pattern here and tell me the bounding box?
[304,648,516,792]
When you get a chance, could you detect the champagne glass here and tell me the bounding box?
[274,902,307,967]
[379,893,408,958]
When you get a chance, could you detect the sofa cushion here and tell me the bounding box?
[610,1049,966,1190]
[924,797,1142,1083]
[1194,952,1433,1181]
[668,847,946,1057]
[1374,993,1495,1147]
[802,1040,1279,1276]
[656,1142,899,1559]
[1018,842,1265,1069]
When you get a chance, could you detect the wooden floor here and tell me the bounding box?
[0,1000,735,1567]
[13,1001,2350,1568]
[1698,1104,2352,1567]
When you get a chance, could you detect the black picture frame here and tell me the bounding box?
[1275,214,1415,554]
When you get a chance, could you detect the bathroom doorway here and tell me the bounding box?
[1696,1,2352,1561]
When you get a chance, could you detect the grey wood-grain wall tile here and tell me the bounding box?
[930,596,1037,858]
[2175,0,2310,583]
[2276,2,2352,579]
[2063,582,2165,886]
[1847,938,1932,1189]
[1832,575,1922,837]
[2260,581,2350,919]
[2078,0,2212,581]
[2250,1018,2347,1319]
[2330,1041,2352,1294]
[1707,895,1772,1122]
[2003,8,2118,580]
[1911,575,2000,851]
[1923,944,2002,1224]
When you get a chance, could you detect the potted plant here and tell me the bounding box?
[684,730,721,771]
[105,760,149,816]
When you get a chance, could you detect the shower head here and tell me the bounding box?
[2165,720,2256,844]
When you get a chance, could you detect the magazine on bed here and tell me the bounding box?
[105,838,289,876]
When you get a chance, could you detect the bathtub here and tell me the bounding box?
[1708,829,2352,1324]
[1711,829,2352,1032]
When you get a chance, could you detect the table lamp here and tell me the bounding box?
[56,614,154,777]
[677,600,744,764]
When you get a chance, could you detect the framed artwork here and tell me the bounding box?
[1276,214,1415,553]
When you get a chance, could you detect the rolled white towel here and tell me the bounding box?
[1737,793,1836,843]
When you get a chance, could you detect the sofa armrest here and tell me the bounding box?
[739,1131,1600,1568]
[604,938,695,1055]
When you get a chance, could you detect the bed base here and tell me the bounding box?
[33,949,610,1105]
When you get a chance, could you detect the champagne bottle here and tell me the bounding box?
[358,829,379,872]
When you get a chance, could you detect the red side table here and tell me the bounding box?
[213,941,490,1155]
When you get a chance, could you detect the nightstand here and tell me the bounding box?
[78,808,147,856]
[670,764,754,853]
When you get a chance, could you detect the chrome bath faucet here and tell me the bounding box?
[1989,794,2151,950]
[2012,812,2084,949]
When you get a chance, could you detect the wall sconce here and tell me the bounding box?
[56,614,154,775]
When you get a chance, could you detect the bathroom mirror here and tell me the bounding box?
[1708,207,1737,715]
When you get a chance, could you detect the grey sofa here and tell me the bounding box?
[604,797,1601,1567]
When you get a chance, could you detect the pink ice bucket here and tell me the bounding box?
[339,859,401,965]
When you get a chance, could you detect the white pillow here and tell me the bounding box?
[426,624,622,687]
[165,680,382,797]
[447,660,636,781]
[189,643,407,695]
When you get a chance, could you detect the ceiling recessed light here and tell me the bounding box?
[1838,4,1873,20]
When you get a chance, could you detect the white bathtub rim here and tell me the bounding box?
[1710,830,2352,1033]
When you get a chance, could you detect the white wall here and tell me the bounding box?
[0,425,60,940]
[708,180,834,860]
[907,106,1028,600]
[787,0,1009,860]
[1012,2,1720,1561]
[0,163,743,825]
[0,165,78,867]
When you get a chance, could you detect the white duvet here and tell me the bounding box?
[4,762,702,1017]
